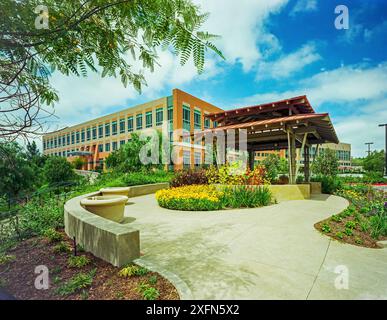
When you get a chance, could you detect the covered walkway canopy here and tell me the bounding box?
[204,95,339,184]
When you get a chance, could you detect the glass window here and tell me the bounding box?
[183,150,191,167]
[127,116,133,132]
[76,131,80,143]
[112,121,117,135]
[54,138,57,148]
[86,128,91,141]
[168,106,173,121]
[119,118,125,133]
[112,141,118,151]
[92,127,97,140]
[105,142,110,152]
[194,110,201,129]
[156,108,163,126]
[136,114,143,130]
[105,123,110,137]
[98,144,103,152]
[146,111,153,128]
[204,118,210,129]
[43,141,46,150]
[62,136,66,146]
[81,129,85,142]
[120,140,125,146]
[194,152,202,166]
[71,132,75,144]
[213,121,218,128]
[183,105,191,131]
[98,125,103,138]
[67,134,70,145]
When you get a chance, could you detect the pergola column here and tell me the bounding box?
[287,130,297,184]
[248,148,255,170]
[304,146,310,182]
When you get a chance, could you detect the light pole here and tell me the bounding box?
[379,124,387,176]
[365,142,374,156]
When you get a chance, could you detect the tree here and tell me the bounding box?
[363,150,385,174]
[73,157,86,170]
[311,149,339,177]
[106,132,163,172]
[262,154,282,182]
[43,156,77,185]
[1,0,223,140]
[0,142,37,199]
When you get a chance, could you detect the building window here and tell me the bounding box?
[67,134,70,145]
[127,116,133,132]
[86,128,91,141]
[71,132,75,145]
[62,136,66,146]
[105,123,110,137]
[54,138,57,148]
[168,105,173,121]
[146,111,153,128]
[194,109,201,130]
[119,118,125,133]
[156,108,163,126]
[112,141,118,151]
[81,129,85,142]
[98,125,103,138]
[74,131,79,144]
[112,121,117,135]
[105,142,110,152]
[136,114,143,130]
[98,144,103,152]
[204,118,210,129]
[183,105,191,131]
[120,140,126,146]
[183,150,191,168]
[43,141,46,150]
[194,152,202,166]
[92,127,97,140]
[213,121,218,128]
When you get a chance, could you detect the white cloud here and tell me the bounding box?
[290,0,317,16]
[256,43,321,80]
[240,62,387,156]
[194,0,289,71]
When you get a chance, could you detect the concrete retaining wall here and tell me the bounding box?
[64,191,140,267]
[267,184,311,202]
[128,182,169,197]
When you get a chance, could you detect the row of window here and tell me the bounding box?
[182,105,214,132]
[44,108,170,150]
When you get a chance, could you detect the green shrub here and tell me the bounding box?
[170,169,208,187]
[312,175,342,194]
[67,255,90,268]
[0,254,15,265]
[344,228,353,236]
[148,275,158,285]
[355,237,364,245]
[56,269,95,296]
[53,242,71,253]
[345,221,357,230]
[20,198,64,236]
[137,282,159,300]
[118,265,149,277]
[123,170,173,186]
[43,228,63,243]
[221,186,272,208]
[43,156,77,186]
[321,223,331,233]
[335,232,344,240]
[369,212,387,239]
[330,215,342,222]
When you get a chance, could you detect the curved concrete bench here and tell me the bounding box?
[64,191,140,267]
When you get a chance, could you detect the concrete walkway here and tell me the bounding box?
[125,194,387,300]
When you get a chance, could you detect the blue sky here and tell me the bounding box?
[49,0,387,157]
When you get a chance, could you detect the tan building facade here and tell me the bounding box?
[42,89,223,170]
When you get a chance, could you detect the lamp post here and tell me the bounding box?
[379,124,387,176]
[365,142,373,156]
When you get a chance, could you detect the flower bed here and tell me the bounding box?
[315,184,387,248]
[156,185,272,211]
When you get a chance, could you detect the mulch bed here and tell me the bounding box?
[0,231,179,300]
[315,216,387,249]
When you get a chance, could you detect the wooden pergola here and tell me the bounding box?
[203,96,339,184]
